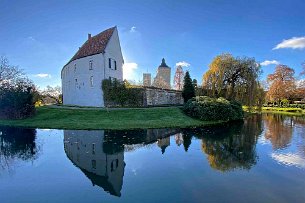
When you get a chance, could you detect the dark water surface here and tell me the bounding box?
[0,114,305,203]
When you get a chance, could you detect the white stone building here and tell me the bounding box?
[61,27,124,107]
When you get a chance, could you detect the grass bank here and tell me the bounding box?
[0,106,224,130]
[243,106,305,117]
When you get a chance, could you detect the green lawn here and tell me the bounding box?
[0,106,223,130]
[243,106,305,116]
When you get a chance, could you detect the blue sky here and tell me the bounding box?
[1,0,305,88]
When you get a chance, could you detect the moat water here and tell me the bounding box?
[0,114,305,203]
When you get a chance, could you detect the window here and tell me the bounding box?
[92,143,95,155]
[92,160,96,169]
[108,58,117,70]
[75,79,78,88]
[74,64,76,73]
[111,159,119,172]
[89,60,93,70]
[90,76,94,87]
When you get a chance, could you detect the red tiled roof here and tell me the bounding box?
[67,27,116,64]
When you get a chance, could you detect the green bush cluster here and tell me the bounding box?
[102,79,144,107]
[183,96,244,121]
[0,81,37,119]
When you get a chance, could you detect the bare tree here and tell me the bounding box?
[41,85,62,104]
[0,56,24,84]
[301,61,305,76]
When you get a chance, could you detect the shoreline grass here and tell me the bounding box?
[0,106,225,130]
[243,106,305,117]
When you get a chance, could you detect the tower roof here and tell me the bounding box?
[67,27,116,65]
[158,58,170,68]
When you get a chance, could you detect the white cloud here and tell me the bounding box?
[130,26,137,33]
[260,60,280,66]
[273,36,305,50]
[176,61,190,67]
[271,153,305,168]
[34,73,51,78]
[27,36,36,41]
[123,62,138,80]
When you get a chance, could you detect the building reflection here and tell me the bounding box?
[64,130,124,197]
[63,128,179,197]
[63,115,273,196]
[0,127,39,174]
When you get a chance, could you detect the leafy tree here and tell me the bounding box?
[182,71,195,102]
[266,65,296,103]
[202,53,261,107]
[0,78,37,119]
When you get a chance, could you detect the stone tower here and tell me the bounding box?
[143,73,152,86]
[153,58,171,89]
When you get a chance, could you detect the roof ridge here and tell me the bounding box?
[65,26,116,66]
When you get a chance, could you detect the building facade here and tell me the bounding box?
[61,27,124,107]
[152,58,171,89]
[143,73,152,86]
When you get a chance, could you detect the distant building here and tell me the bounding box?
[173,65,185,90]
[61,26,124,107]
[152,58,171,89]
[143,73,152,86]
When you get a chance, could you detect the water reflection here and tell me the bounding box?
[63,128,179,197]
[185,115,263,172]
[264,114,305,168]
[1,114,304,200]
[0,127,40,174]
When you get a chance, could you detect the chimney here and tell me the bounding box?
[88,33,91,40]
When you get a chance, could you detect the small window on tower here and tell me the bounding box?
[74,64,76,72]
[92,160,96,169]
[109,58,111,69]
[89,60,93,70]
[90,76,93,87]
[114,61,117,70]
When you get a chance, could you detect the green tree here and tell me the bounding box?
[182,71,195,102]
[202,53,262,108]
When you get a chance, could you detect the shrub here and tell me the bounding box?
[0,80,37,119]
[102,79,144,107]
[183,96,243,121]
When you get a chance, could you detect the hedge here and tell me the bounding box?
[183,96,244,121]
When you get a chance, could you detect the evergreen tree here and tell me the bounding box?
[192,79,198,88]
[182,71,195,102]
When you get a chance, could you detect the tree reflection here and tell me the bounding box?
[264,114,293,150]
[185,115,263,172]
[0,127,39,173]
